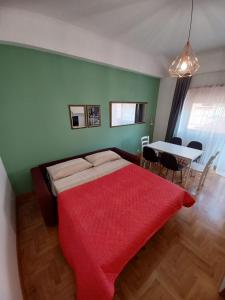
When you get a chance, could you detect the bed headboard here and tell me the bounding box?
[31,147,140,226]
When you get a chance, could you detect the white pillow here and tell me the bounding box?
[85,150,121,167]
[47,158,92,181]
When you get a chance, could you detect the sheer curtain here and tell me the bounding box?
[176,85,225,177]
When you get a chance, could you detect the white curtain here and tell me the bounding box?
[177,85,225,177]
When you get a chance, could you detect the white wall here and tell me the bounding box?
[153,69,225,141]
[191,70,225,87]
[1,7,225,79]
[0,157,23,300]
[197,49,225,75]
[153,76,177,141]
[0,7,168,78]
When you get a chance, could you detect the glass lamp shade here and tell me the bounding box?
[169,41,200,77]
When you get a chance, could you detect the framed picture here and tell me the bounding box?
[86,105,101,127]
[68,105,86,129]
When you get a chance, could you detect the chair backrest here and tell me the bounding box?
[197,151,220,191]
[143,146,158,162]
[199,151,220,178]
[160,152,179,171]
[141,136,149,150]
[205,151,220,169]
[170,137,182,145]
[187,141,203,150]
[213,151,220,160]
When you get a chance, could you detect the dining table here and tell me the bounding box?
[146,141,203,187]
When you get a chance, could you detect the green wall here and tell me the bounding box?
[0,45,159,195]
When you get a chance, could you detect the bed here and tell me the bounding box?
[31,147,194,300]
[31,147,140,226]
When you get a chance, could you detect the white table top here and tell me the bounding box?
[146,141,203,161]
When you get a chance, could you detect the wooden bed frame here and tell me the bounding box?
[31,147,140,226]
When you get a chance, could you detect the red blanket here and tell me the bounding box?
[58,164,194,300]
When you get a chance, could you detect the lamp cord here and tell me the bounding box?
[188,0,194,41]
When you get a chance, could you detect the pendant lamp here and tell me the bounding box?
[169,0,200,77]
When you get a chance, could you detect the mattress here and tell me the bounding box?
[50,158,131,195]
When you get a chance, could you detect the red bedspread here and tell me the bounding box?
[58,164,194,300]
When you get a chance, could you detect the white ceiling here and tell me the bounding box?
[1,0,225,59]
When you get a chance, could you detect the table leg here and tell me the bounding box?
[184,160,192,188]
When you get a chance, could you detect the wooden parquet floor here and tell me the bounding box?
[17,170,225,300]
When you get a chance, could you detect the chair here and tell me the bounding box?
[140,136,150,167]
[142,146,159,169]
[141,136,149,150]
[191,151,219,192]
[160,152,185,183]
[187,141,203,150]
[170,137,182,145]
[187,141,203,163]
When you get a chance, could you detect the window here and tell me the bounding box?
[110,102,147,127]
[187,103,225,133]
[177,85,225,177]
